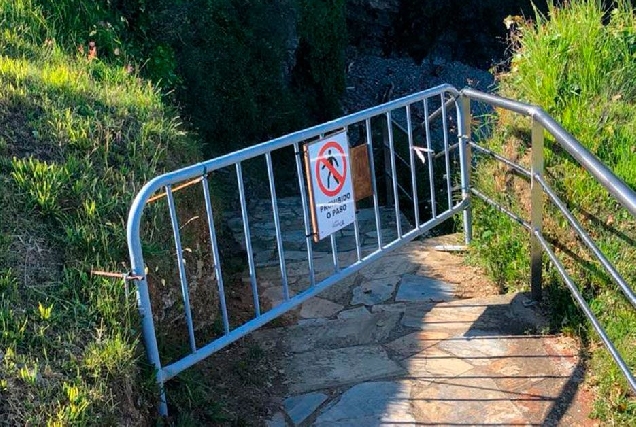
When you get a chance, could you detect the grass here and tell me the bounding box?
[469,0,636,423]
[0,0,203,424]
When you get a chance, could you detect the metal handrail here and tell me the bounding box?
[462,88,636,217]
[463,88,636,393]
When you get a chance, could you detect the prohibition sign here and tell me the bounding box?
[315,141,347,197]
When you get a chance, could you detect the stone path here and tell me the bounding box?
[226,198,595,426]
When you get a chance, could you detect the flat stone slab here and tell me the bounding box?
[314,381,416,425]
[371,303,406,314]
[255,312,401,353]
[411,373,526,425]
[437,332,510,366]
[300,297,343,319]
[358,253,419,280]
[262,286,296,309]
[337,306,372,320]
[395,274,455,303]
[286,346,405,394]
[402,346,475,380]
[283,392,328,426]
[386,331,449,359]
[400,300,487,331]
[350,277,399,305]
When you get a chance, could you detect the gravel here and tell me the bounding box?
[342,53,495,115]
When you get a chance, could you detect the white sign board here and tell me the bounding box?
[306,131,355,240]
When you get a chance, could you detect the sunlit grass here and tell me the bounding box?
[0,0,201,424]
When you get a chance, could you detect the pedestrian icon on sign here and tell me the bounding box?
[322,149,340,189]
[306,132,354,240]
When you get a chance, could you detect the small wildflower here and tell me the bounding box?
[88,41,97,60]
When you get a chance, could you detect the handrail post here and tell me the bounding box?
[458,95,472,244]
[530,118,545,301]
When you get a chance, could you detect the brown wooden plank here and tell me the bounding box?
[351,144,373,202]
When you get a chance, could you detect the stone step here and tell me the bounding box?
[254,311,402,354]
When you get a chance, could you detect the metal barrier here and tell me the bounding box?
[127,84,470,415]
[127,84,636,415]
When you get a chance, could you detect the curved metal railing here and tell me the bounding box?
[461,88,636,393]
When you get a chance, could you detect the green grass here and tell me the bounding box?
[470,0,636,423]
[0,0,202,424]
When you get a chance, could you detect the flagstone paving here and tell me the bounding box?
[225,198,595,426]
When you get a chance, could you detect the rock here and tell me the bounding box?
[285,347,405,394]
[254,312,401,353]
[371,303,406,314]
[262,286,296,309]
[314,381,416,425]
[400,301,482,332]
[395,274,455,303]
[300,297,344,319]
[437,333,509,366]
[358,253,419,280]
[337,307,372,320]
[410,369,526,425]
[386,330,449,359]
[402,346,474,379]
[283,392,328,426]
[350,276,399,305]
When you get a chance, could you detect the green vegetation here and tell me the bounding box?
[118,0,347,153]
[0,0,349,423]
[0,0,201,424]
[470,0,636,423]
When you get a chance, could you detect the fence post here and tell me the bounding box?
[458,95,472,244]
[530,118,545,301]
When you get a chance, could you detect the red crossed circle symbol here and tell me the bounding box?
[315,141,346,198]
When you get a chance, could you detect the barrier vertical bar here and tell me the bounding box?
[457,95,473,244]
[331,234,339,272]
[366,119,383,249]
[351,133,362,260]
[386,111,402,238]
[201,175,230,335]
[382,119,394,207]
[530,118,545,301]
[166,185,197,353]
[293,142,316,287]
[423,98,437,218]
[127,237,166,414]
[406,104,420,227]
[265,153,290,300]
[441,94,453,211]
[236,163,261,316]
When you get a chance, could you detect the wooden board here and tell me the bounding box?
[351,144,373,201]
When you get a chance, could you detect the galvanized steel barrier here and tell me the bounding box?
[127,84,470,415]
[127,84,636,415]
